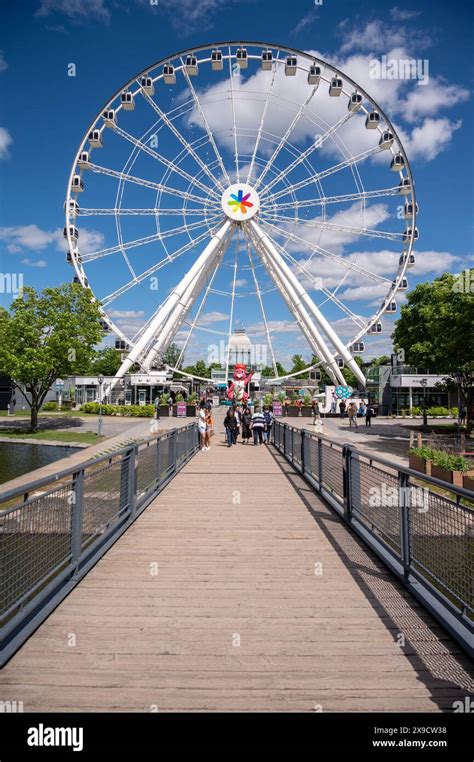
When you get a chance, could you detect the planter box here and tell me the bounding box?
[409,454,432,476]
[431,464,463,488]
[462,473,474,492]
[157,405,172,417]
[186,405,197,417]
[300,407,312,417]
[287,407,300,417]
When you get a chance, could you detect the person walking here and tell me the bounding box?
[365,405,374,428]
[348,402,358,428]
[263,406,273,443]
[241,405,252,444]
[339,399,346,419]
[251,407,266,445]
[330,394,337,414]
[311,399,320,425]
[154,396,160,421]
[460,405,467,426]
[223,409,238,447]
[205,407,214,450]
[198,401,208,451]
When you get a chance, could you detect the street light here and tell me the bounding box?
[419,378,428,427]
[97,374,104,437]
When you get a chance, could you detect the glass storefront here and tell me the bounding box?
[391,389,449,412]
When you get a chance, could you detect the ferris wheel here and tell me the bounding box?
[64,41,418,389]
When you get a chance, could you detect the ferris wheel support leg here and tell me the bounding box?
[249,228,342,385]
[249,220,366,388]
[108,220,233,391]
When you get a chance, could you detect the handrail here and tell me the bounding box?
[0,423,199,666]
[273,420,474,657]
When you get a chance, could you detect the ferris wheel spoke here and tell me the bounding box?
[267,186,400,213]
[176,259,222,368]
[101,228,214,307]
[246,51,281,185]
[224,229,240,380]
[269,144,384,202]
[261,111,355,197]
[111,123,221,201]
[140,88,226,193]
[228,48,240,183]
[86,162,212,206]
[253,86,318,192]
[77,207,215,217]
[81,216,222,263]
[264,213,404,242]
[242,228,278,375]
[180,60,231,186]
[261,219,393,287]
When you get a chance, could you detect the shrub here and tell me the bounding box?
[411,406,421,416]
[431,451,470,472]
[159,393,170,405]
[188,392,198,405]
[42,401,58,411]
[80,402,154,417]
[175,393,184,402]
[427,406,450,417]
[409,446,436,462]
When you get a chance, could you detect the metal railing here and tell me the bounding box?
[273,421,474,657]
[0,423,199,666]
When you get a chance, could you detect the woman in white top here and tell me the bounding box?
[198,402,207,451]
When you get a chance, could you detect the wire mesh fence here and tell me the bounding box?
[273,420,474,655]
[0,423,199,665]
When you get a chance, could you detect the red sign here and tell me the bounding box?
[177,401,187,417]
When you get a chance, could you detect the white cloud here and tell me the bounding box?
[197,311,229,325]
[0,224,104,255]
[400,117,462,161]
[338,17,432,54]
[402,81,469,122]
[0,50,7,72]
[20,257,48,268]
[108,309,145,319]
[246,319,299,335]
[35,0,110,22]
[0,127,12,159]
[390,7,423,22]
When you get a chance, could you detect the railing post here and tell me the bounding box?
[283,423,287,457]
[342,445,352,523]
[399,471,411,579]
[128,444,137,519]
[301,428,305,475]
[169,429,177,474]
[291,427,294,463]
[318,437,323,489]
[71,469,84,575]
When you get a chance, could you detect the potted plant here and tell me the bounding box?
[263,392,273,410]
[300,394,313,417]
[187,392,198,417]
[463,471,474,492]
[287,393,300,417]
[159,392,171,417]
[431,451,471,488]
[408,446,434,476]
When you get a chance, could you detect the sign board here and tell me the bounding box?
[55,379,64,391]
[177,401,187,417]
[272,401,282,416]
[390,374,448,389]
[212,396,220,407]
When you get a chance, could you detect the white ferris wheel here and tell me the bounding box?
[64,42,418,390]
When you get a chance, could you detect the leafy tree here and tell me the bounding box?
[88,347,122,376]
[0,285,103,431]
[392,272,474,431]
[162,342,182,369]
[290,354,308,374]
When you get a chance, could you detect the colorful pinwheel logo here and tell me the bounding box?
[227,189,254,215]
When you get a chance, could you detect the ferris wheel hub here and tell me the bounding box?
[221,182,260,222]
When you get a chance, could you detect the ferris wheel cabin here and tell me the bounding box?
[391,153,405,171]
[348,92,363,112]
[379,131,394,149]
[140,77,154,96]
[236,47,248,68]
[369,322,383,334]
[185,54,198,76]
[285,56,298,76]
[384,301,397,313]
[120,91,134,110]
[88,129,102,148]
[163,63,176,85]
[398,178,411,195]
[71,175,84,193]
[261,49,273,70]
[211,49,223,70]
[103,109,116,127]
[350,342,365,353]
[64,225,79,244]
[329,76,343,96]
[399,253,415,268]
[365,111,380,129]
[308,63,321,85]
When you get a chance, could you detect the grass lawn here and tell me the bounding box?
[0,429,105,444]
[0,410,88,418]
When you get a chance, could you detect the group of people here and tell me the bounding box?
[337,399,374,428]
[223,404,273,447]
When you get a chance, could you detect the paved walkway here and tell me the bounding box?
[1,414,472,711]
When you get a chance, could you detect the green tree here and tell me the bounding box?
[88,347,122,376]
[0,285,103,431]
[162,342,182,369]
[392,272,474,431]
[342,355,365,388]
[290,354,308,374]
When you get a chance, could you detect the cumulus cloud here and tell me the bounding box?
[399,117,463,161]
[20,258,48,268]
[0,127,13,159]
[0,224,104,255]
[196,311,229,325]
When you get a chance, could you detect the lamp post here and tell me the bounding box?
[97,374,104,437]
[419,377,428,427]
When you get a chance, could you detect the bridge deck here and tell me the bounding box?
[1,424,472,711]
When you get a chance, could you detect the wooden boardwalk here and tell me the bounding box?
[1,418,473,711]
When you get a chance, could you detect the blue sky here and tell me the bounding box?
[0,0,472,369]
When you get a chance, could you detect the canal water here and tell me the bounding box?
[0,442,81,485]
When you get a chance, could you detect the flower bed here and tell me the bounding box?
[80,402,155,417]
[409,446,472,487]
